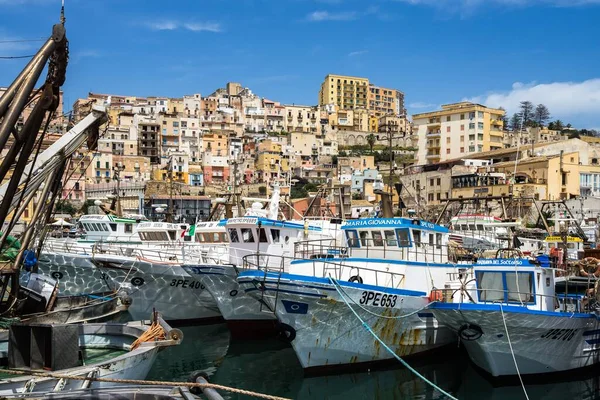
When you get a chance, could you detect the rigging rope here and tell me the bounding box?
[328,276,458,400]
[499,303,529,400]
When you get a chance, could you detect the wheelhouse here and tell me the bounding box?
[544,236,584,261]
[78,215,141,243]
[136,222,187,243]
[342,218,449,264]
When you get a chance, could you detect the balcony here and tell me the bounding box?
[427,142,441,149]
[490,130,504,137]
[427,130,441,137]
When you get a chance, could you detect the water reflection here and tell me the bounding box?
[147,325,600,400]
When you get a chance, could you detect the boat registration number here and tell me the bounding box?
[170,279,204,289]
[359,291,397,307]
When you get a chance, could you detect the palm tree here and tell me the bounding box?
[366,134,376,154]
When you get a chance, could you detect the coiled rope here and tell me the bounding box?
[130,320,166,351]
[328,276,458,400]
[0,369,290,400]
[499,303,529,400]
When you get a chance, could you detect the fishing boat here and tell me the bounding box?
[429,249,600,377]
[184,185,343,337]
[237,217,468,373]
[0,312,183,395]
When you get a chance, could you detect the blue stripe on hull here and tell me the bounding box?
[430,302,599,319]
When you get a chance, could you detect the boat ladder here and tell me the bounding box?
[258,256,285,315]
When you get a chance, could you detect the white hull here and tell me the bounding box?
[239,271,454,372]
[431,304,600,377]
[37,252,220,322]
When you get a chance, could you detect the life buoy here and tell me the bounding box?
[428,289,443,302]
[349,275,363,284]
[579,257,600,277]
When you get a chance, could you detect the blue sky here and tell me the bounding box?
[1,0,600,127]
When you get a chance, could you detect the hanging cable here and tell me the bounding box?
[0,55,35,60]
[499,303,529,400]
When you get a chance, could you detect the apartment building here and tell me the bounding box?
[413,102,505,165]
[318,74,369,111]
[368,85,405,118]
[284,105,320,133]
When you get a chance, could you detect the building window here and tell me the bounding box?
[469,123,475,129]
[469,112,475,119]
[430,179,434,186]
[446,116,451,122]
[478,111,484,118]
[460,136,464,142]
[460,114,464,119]
[460,125,464,131]
[437,178,441,185]
[469,146,475,152]
[446,149,451,154]
[478,133,484,141]
[478,122,484,129]
[446,126,451,133]
[469,134,475,141]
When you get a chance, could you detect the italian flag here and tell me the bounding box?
[182,225,196,237]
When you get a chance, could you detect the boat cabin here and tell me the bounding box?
[342,218,450,264]
[544,236,584,261]
[77,215,142,243]
[136,222,188,243]
[225,216,338,268]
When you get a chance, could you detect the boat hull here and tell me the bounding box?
[430,303,600,377]
[184,265,278,338]
[238,270,454,373]
[37,252,221,323]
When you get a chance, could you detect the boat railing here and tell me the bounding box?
[294,238,465,265]
[242,253,407,289]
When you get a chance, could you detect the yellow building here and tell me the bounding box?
[318,74,369,111]
[202,132,229,156]
[255,139,289,182]
[368,85,405,117]
[413,102,505,165]
[451,151,581,201]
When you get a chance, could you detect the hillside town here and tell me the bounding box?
[4,73,600,226]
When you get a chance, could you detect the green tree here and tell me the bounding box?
[510,113,522,131]
[534,104,551,126]
[519,101,535,126]
[552,120,564,131]
[55,200,77,216]
[366,134,376,154]
[79,199,96,214]
[498,107,509,130]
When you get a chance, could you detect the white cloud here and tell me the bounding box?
[306,10,357,21]
[348,50,368,57]
[145,20,223,32]
[467,79,600,126]
[409,101,437,109]
[183,22,222,33]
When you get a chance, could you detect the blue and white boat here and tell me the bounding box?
[237,217,470,373]
[429,251,600,377]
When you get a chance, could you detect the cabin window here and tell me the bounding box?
[125,224,133,233]
[184,235,192,242]
[505,272,534,303]
[413,229,421,247]
[271,229,281,243]
[429,233,434,246]
[228,228,239,243]
[384,230,397,246]
[346,230,360,248]
[213,233,221,242]
[220,233,227,242]
[359,231,370,247]
[96,223,105,231]
[436,233,442,249]
[461,224,468,231]
[469,224,476,231]
[258,228,268,243]
[168,231,176,241]
[109,223,117,232]
[476,272,504,302]
[396,229,411,247]
[477,224,484,231]
[196,233,205,242]
[82,223,91,231]
[567,243,576,249]
[241,228,255,243]
[372,231,384,247]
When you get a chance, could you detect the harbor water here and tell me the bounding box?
[146,324,600,400]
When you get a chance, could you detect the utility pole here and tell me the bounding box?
[167,154,174,223]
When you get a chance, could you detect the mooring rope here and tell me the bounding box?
[499,303,529,400]
[328,276,458,400]
[329,276,437,319]
[0,369,290,400]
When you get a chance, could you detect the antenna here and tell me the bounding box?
[60,0,66,24]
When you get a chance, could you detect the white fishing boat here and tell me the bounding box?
[184,185,343,337]
[0,313,182,395]
[429,251,600,377]
[237,217,468,373]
